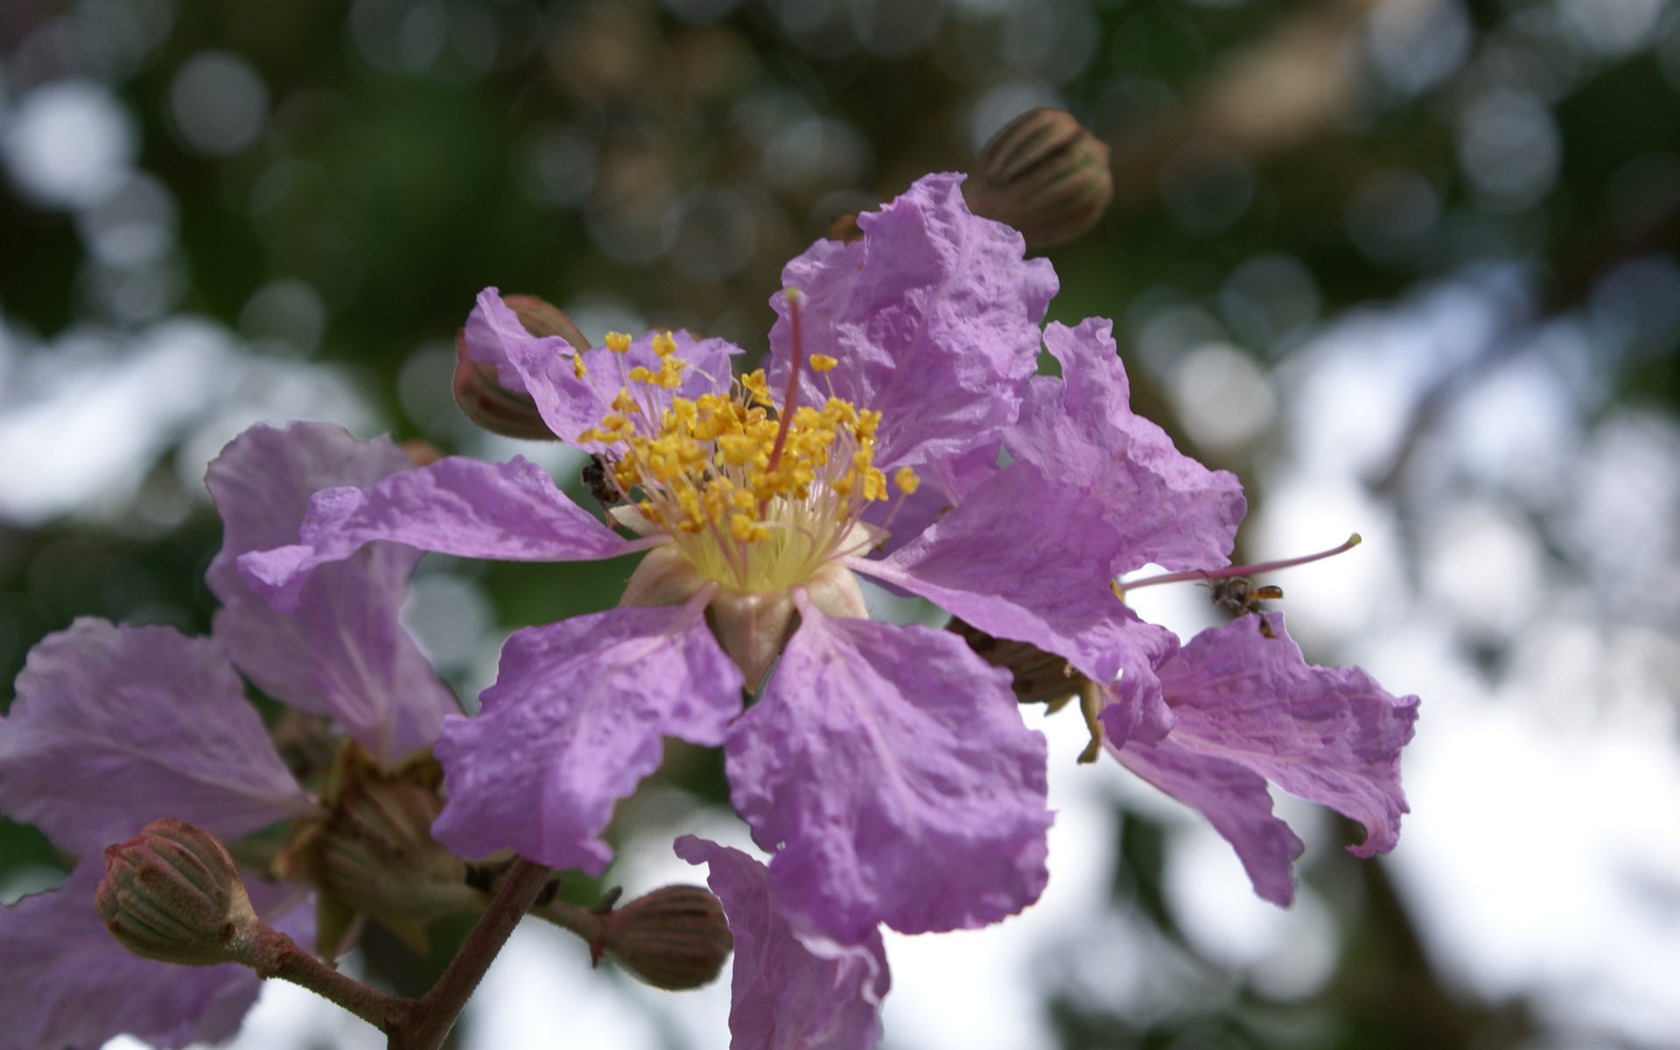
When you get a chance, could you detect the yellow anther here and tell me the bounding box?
[862,467,886,501]
[652,331,677,357]
[810,354,838,372]
[727,513,764,541]
[894,466,920,495]
[741,371,773,407]
[714,434,760,467]
[605,332,632,353]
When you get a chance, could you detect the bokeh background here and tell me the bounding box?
[3,0,1679,1047]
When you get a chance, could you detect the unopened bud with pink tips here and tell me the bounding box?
[95,818,262,967]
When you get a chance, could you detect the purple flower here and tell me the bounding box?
[676,835,889,1050]
[0,623,312,1050]
[0,422,454,1049]
[239,175,1105,946]
[236,172,1394,968]
[1108,613,1419,906]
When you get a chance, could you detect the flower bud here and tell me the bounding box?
[597,884,733,991]
[453,293,590,440]
[964,108,1113,251]
[502,294,591,347]
[273,743,478,956]
[96,818,261,967]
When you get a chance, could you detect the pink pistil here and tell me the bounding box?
[1117,533,1363,596]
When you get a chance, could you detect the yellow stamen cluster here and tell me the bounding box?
[578,348,917,591]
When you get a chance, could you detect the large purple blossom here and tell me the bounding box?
[238,172,1409,965]
[241,175,1077,949]
[0,422,455,1049]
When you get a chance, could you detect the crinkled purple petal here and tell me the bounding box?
[1157,613,1419,859]
[239,454,632,612]
[205,422,457,766]
[860,462,1179,699]
[1007,319,1246,573]
[0,621,316,856]
[468,288,740,447]
[0,858,262,1050]
[433,599,742,873]
[1096,655,1178,750]
[726,594,1050,944]
[1109,739,1305,906]
[768,173,1057,473]
[675,836,890,1050]
[862,436,1003,560]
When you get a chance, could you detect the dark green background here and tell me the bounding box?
[3,1,1677,1047]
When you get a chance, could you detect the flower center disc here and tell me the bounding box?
[579,332,915,593]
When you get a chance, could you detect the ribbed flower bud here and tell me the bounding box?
[95,818,261,967]
[596,884,734,991]
[453,293,589,440]
[964,108,1113,250]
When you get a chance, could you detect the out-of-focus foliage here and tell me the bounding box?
[3,1,1677,1047]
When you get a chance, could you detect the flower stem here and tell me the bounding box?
[237,926,407,1031]
[237,856,554,1049]
[532,894,609,945]
[389,856,555,1050]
